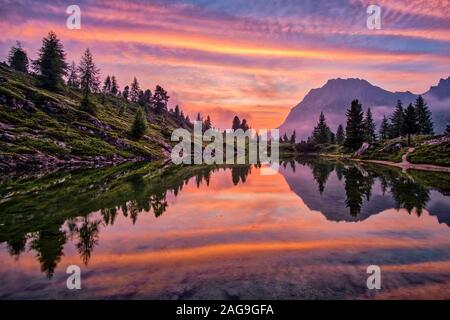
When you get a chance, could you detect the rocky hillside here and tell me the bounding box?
[0,65,191,173]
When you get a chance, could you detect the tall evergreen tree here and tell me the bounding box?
[153,85,169,113]
[8,42,29,73]
[240,119,249,131]
[78,48,100,102]
[379,115,389,140]
[290,130,297,144]
[130,77,140,103]
[363,107,376,143]
[312,112,331,144]
[139,89,152,108]
[111,76,119,96]
[174,105,180,119]
[103,75,112,94]
[66,61,79,88]
[336,124,345,145]
[204,115,212,131]
[414,95,434,135]
[122,85,130,101]
[344,99,365,150]
[404,103,419,146]
[33,31,68,89]
[282,133,289,143]
[232,116,241,131]
[130,108,148,139]
[390,100,405,138]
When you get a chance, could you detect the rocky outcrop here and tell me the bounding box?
[354,142,370,156]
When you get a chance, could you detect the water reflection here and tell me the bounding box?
[0,158,449,298]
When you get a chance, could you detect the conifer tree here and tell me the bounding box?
[363,107,376,143]
[379,115,389,140]
[130,108,148,139]
[290,130,297,144]
[67,61,79,88]
[153,85,169,113]
[174,105,180,119]
[344,100,365,150]
[122,85,130,101]
[78,49,100,110]
[8,42,29,73]
[404,103,419,146]
[232,116,241,131]
[111,76,119,96]
[336,124,345,145]
[312,112,331,144]
[204,115,212,131]
[240,119,249,131]
[130,77,140,103]
[390,100,405,138]
[103,75,112,94]
[414,95,434,135]
[33,31,68,89]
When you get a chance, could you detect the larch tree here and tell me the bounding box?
[8,42,29,73]
[33,31,68,89]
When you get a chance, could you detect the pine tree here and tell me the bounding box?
[174,105,180,119]
[290,130,296,144]
[336,124,345,145]
[130,108,148,139]
[344,100,365,150]
[204,115,212,131]
[153,85,169,113]
[130,77,140,103]
[379,115,389,140]
[414,95,434,135]
[363,107,376,143]
[312,112,331,144]
[122,85,130,101]
[111,76,119,95]
[139,89,152,108]
[283,133,289,143]
[8,42,29,73]
[78,48,100,108]
[232,116,241,131]
[33,31,68,89]
[103,75,112,94]
[404,103,419,146]
[66,61,79,88]
[329,131,336,144]
[390,100,405,138]
[241,119,249,131]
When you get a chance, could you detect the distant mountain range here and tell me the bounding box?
[279,77,450,140]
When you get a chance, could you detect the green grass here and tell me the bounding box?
[0,65,191,168]
[409,141,450,167]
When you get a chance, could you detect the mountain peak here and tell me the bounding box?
[427,76,450,100]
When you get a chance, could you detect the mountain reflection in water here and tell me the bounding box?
[0,158,449,299]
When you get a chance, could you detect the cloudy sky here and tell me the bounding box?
[1,0,449,129]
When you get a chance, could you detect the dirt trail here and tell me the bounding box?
[361,147,450,173]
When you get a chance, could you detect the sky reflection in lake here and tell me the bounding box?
[0,159,449,299]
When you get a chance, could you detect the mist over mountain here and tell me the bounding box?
[280,77,450,140]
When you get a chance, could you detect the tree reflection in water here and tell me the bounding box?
[0,159,448,277]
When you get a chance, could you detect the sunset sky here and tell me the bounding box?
[1,0,449,129]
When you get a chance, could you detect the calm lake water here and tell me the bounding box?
[0,158,449,299]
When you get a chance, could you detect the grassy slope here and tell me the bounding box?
[282,135,450,167]
[0,66,189,169]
